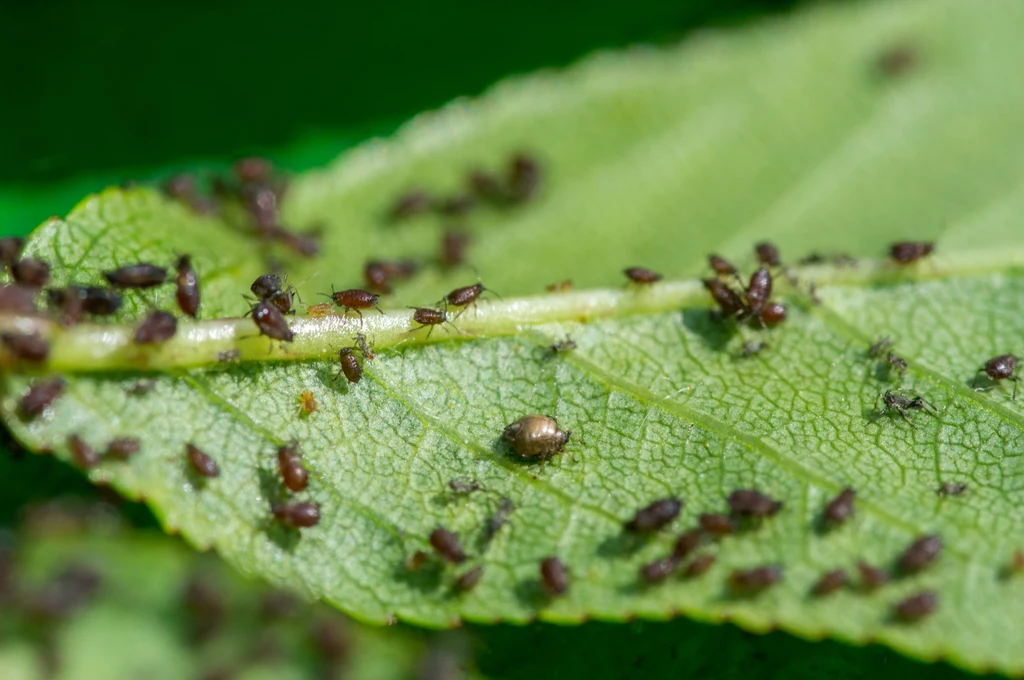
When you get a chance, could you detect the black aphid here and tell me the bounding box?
[973,354,1019,400]
[68,434,100,469]
[18,378,65,419]
[875,389,937,428]
[549,336,577,354]
[898,535,942,574]
[1,332,49,363]
[728,489,783,518]
[937,482,967,497]
[11,258,51,287]
[890,241,934,264]
[673,529,704,560]
[624,267,662,284]
[447,478,483,496]
[823,488,856,527]
[640,557,679,584]
[133,310,178,344]
[429,527,467,564]
[624,498,682,533]
[812,569,848,597]
[175,255,200,318]
[103,263,168,289]
[894,591,937,623]
[699,513,734,536]
[857,562,890,592]
[252,300,294,342]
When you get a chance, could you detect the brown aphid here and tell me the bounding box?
[453,565,484,593]
[539,556,569,596]
[1008,549,1024,577]
[298,390,319,415]
[410,306,456,339]
[447,478,483,496]
[624,267,663,284]
[640,556,680,584]
[18,378,65,419]
[868,336,894,358]
[507,153,542,203]
[894,591,937,623]
[174,255,200,318]
[549,335,577,354]
[876,389,937,428]
[728,489,783,518]
[162,172,198,200]
[887,352,908,381]
[0,284,39,314]
[429,527,467,564]
[277,441,309,492]
[812,569,848,597]
[1,332,49,363]
[243,185,279,232]
[973,354,1019,400]
[443,281,496,312]
[103,262,168,289]
[937,482,967,497]
[353,333,375,360]
[336,347,362,384]
[187,443,220,478]
[388,190,432,221]
[728,565,783,595]
[252,300,295,342]
[251,274,283,299]
[469,169,506,204]
[890,241,934,264]
[271,501,321,528]
[67,434,100,469]
[82,286,122,316]
[406,550,430,572]
[234,157,273,184]
[501,414,571,460]
[11,258,51,287]
[0,236,24,265]
[823,488,856,526]
[673,528,705,559]
[625,497,683,533]
[306,302,334,317]
[699,513,734,536]
[708,254,737,277]
[327,288,382,318]
[857,562,890,591]
[702,278,746,318]
[761,301,787,326]
[362,261,393,294]
[755,242,781,267]
[440,230,471,271]
[877,44,918,78]
[744,268,773,317]
[684,553,716,579]
[546,279,573,293]
[133,310,178,345]
[106,437,141,460]
[898,534,942,574]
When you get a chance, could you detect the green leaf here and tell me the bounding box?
[3,0,1024,674]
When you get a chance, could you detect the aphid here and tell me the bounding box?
[546,280,573,293]
[0,284,38,315]
[699,513,734,536]
[447,478,483,496]
[270,226,320,258]
[388,190,432,221]
[306,302,334,317]
[174,255,200,318]
[443,281,498,314]
[755,242,782,267]
[875,389,937,428]
[363,261,393,294]
[352,333,375,360]
[310,617,349,663]
[277,441,309,492]
[972,354,1019,400]
[507,153,542,203]
[823,487,856,526]
[162,172,198,200]
[187,443,220,478]
[216,349,241,363]
[894,591,937,623]
[406,550,429,572]
[625,497,682,533]
[886,352,908,381]
[539,556,569,596]
[234,157,273,184]
[327,288,382,319]
[898,535,942,574]
[259,590,298,620]
[271,501,321,528]
[133,310,178,344]
[243,185,279,232]
[798,252,826,266]
[11,258,51,287]
[708,254,737,277]
[106,437,141,460]
[744,268,773,318]
[336,347,362,384]
[82,287,122,315]
[684,553,716,578]
[937,481,967,497]
[728,489,783,518]
[298,390,319,415]
[126,379,157,396]
[429,527,467,564]
[624,267,663,284]
[549,335,577,354]
[640,556,679,584]
[868,336,894,358]
[18,378,65,419]
[1,332,49,362]
[728,565,783,595]
[501,414,572,460]
[440,230,470,271]
[1008,549,1024,577]
[673,529,705,559]
[486,496,516,538]
[67,434,100,469]
[453,565,483,592]
[437,194,475,216]
[0,236,24,265]
[469,169,506,204]
[410,307,456,339]
[812,569,848,597]
[890,241,934,264]
[877,44,918,78]
[702,279,745,318]
[252,300,295,342]
[857,562,890,591]
[760,301,787,326]
[103,263,168,289]
[251,274,283,300]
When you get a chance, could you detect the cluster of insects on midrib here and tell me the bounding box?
[2,148,1023,626]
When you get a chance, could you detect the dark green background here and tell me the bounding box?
[0,0,996,677]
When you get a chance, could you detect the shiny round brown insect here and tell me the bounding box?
[898,535,942,574]
[298,390,319,415]
[251,274,283,299]
[890,241,934,264]
[277,441,309,492]
[252,300,295,342]
[755,242,781,267]
[760,301,787,326]
[823,488,855,527]
[326,288,382,320]
[728,565,783,595]
[875,389,936,428]
[103,262,168,289]
[187,443,220,478]
[744,268,773,317]
[640,556,679,584]
[624,497,683,534]
[857,561,890,591]
[410,306,457,339]
[937,481,967,497]
[0,236,24,265]
[539,556,569,596]
[429,527,467,564]
[894,591,937,623]
[106,437,141,460]
[272,501,321,528]
[624,267,662,285]
[501,414,571,460]
[702,279,745,318]
[1,332,49,363]
[728,489,783,518]
[673,529,705,560]
[0,284,39,315]
[440,230,471,271]
[453,565,484,593]
[174,255,200,318]
[973,354,1019,400]
[336,347,362,384]
[812,569,848,597]
[67,434,100,469]
[11,258,51,288]
[18,378,65,419]
[133,310,178,345]
[699,513,734,536]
